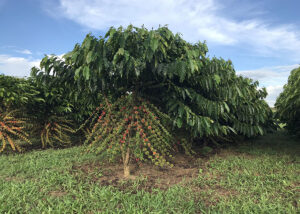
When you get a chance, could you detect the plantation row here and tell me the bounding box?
[0,25,298,176]
[275,66,300,137]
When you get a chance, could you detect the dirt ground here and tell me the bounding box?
[71,154,204,192]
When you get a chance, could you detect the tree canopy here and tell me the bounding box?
[0,75,41,111]
[32,25,273,141]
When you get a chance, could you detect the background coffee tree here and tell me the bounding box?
[29,55,108,148]
[0,75,41,151]
[0,75,41,111]
[275,66,300,137]
[0,73,77,151]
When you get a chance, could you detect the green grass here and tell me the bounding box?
[0,131,299,213]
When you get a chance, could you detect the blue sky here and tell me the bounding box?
[1,0,300,106]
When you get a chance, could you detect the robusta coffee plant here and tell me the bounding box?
[275,66,300,137]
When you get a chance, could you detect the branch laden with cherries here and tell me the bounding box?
[85,95,174,177]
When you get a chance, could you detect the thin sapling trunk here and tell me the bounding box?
[122,146,131,178]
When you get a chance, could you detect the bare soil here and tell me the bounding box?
[71,154,204,192]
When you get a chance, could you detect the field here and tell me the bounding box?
[0,131,299,213]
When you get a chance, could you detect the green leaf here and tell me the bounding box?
[86,51,93,64]
[257,126,264,135]
[176,118,183,128]
[236,85,243,97]
[214,74,221,84]
[150,39,159,52]
[178,106,184,117]
[117,48,125,56]
[224,103,230,113]
[83,66,90,80]
[75,67,81,79]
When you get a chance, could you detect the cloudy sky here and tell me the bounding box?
[0,0,299,106]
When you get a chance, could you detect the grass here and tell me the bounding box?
[0,131,299,213]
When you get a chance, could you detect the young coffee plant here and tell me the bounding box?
[0,110,31,152]
[84,95,174,178]
[39,116,74,148]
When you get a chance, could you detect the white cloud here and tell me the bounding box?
[265,85,283,107]
[15,49,32,55]
[237,64,299,106]
[0,55,40,77]
[54,0,300,59]
[237,64,299,87]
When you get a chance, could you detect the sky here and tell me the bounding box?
[0,0,299,106]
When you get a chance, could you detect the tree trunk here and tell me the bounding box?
[123,147,130,178]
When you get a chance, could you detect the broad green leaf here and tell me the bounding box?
[83,66,90,80]
[150,39,159,52]
[176,118,183,128]
[214,74,221,84]
[86,51,93,64]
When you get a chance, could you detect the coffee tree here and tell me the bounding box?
[28,65,76,148]
[0,75,41,111]
[0,75,42,152]
[275,66,300,137]
[37,25,273,176]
